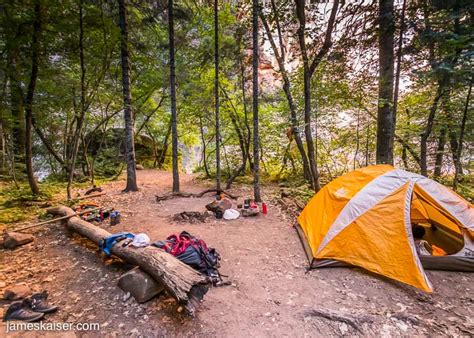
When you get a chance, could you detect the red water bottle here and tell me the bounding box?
[262,202,267,215]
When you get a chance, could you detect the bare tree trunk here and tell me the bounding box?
[376,0,395,165]
[420,83,443,176]
[392,0,406,117]
[238,54,253,170]
[259,10,311,183]
[221,87,247,189]
[294,0,339,190]
[157,120,172,168]
[118,0,138,192]
[295,0,319,190]
[7,61,25,164]
[24,1,41,195]
[252,0,261,202]
[433,126,446,180]
[365,120,370,166]
[199,117,210,178]
[67,0,88,199]
[453,82,472,190]
[168,0,180,192]
[214,0,221,193]
[353,109,361,170]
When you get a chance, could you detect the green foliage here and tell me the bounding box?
[0,0,472,209]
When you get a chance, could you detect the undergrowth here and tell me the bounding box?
[0,176,113,229]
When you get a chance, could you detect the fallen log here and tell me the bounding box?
[156,188,238,202]
[47,206,209,315]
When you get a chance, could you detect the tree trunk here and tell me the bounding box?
[8,53,26,161]
[118,0,138,192]
[214,0,221,193]
[453,82,472,190]
[168,0,180,192]
[433,126,446,180]
[67,0,88,199]
[238,54,253,170]
[392,0,406,117]
[294,0,339,189]
[353,109,360,170]
[365,120,370,166]
[295,0,319,190]
[47,206,209,315]
[199,117,210,178]
[252,0,261,202]
[157,120,172,168]
[420,83,444,176]
[220,85,248,188]
[259,11,311,183]
[376,0,395,165]
[23,1,41,196]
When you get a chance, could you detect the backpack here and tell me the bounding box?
[153,231,221,282]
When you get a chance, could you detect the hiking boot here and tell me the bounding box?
[25,291,58,314]
[3,300,44,322]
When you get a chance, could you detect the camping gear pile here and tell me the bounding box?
[297,164,474,292]
[153,231,222,284]
[73,203,119,225]
[99,230,223,286]
[204,195,267,220]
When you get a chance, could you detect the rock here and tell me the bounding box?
[3,284,31,300]
[136,164,145,170]
[3,232,35,249]
[242,208,259,217]
[339,323,349,335]
[118,267,164,303]
[219,198,232,211]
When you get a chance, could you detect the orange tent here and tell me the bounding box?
[297,165,474,292]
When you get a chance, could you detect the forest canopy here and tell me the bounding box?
[0,0,472,213]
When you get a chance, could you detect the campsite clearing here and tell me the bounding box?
[0,170,472,336]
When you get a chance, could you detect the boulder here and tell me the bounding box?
[3,284,31,300]
[3,232,35,249]
[136,164,145,170]
[118,267,164,303]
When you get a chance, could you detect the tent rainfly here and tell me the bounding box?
[297,165,474,292]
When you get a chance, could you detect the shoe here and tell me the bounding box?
[3,300,44,322]
[25,291,58,314]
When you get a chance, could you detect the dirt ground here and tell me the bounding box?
[0,169,472,337]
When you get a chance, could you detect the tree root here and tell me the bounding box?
[305,308,374,331]
[156,188,238,202]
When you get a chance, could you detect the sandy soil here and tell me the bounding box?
[0,169,472,337]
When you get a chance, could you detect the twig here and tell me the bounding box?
[6,207,102,233]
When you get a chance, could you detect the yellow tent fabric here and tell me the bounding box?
[316,182,432,291]
[297,165,474,292]
[298,164,393,257]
